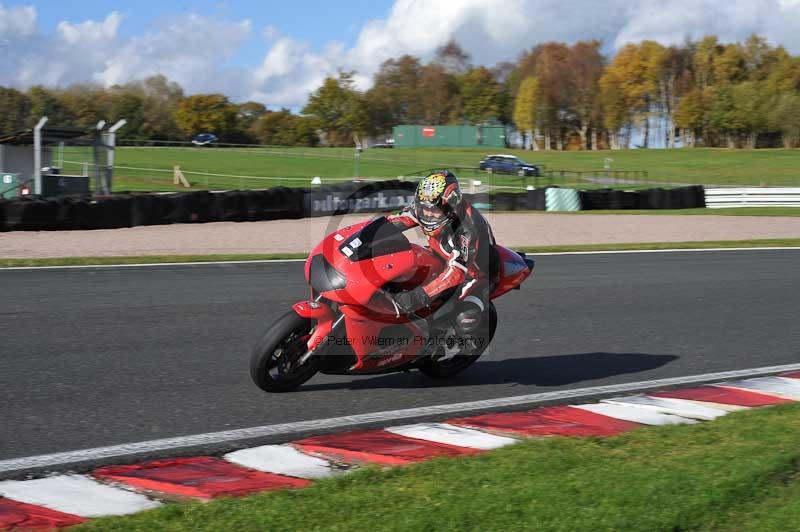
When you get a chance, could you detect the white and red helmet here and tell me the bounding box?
[414,170,462,236]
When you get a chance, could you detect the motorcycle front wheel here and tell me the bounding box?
[419,303,497,379]
[250,311,321,392]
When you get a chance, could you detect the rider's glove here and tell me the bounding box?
[394,287,430,313]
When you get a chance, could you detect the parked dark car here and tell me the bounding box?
[192,133,218,146]
[479,154,540,177]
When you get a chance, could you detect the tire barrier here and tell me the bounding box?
[523,188,549,211]
[0,199,7,232]
[490,192,518,211]
[0,184,708,232]
[638,186,705,209]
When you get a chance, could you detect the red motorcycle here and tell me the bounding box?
[250,216,534,392]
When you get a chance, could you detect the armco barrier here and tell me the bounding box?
[704,187,800,208]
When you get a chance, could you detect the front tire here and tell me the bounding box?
[250,311,320,392]
[419,303,497,378]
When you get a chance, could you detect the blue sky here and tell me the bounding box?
[22,0,395,66]
[2,0,800,108]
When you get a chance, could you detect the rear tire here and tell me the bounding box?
[419,303,497,378]
[250,311,320,392]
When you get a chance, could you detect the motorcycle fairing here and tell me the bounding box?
[490,246,534,299]
[341,311,426,372]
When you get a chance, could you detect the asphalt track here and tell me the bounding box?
[1,249,799,463]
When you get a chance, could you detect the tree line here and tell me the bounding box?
[1,34,799,149]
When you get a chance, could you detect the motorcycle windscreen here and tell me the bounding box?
[337,217,411,261]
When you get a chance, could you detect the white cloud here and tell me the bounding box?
[57,11,122,44]
[3,0,800,109]
[93,14,251,90]
[0,3,36,38]
[612,0,794,49]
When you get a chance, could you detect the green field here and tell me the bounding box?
[79,403,800,531]
[59,146,800,192]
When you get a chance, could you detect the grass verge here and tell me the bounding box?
[559,207,800,216]
[78,403,800,531]
[2,239,800,268]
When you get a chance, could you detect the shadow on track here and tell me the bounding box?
[299,352,679,392]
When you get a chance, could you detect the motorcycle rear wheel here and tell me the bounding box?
[419,303,497,378]
[250,311,321,392]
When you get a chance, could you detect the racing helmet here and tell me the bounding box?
[414,170,463,237]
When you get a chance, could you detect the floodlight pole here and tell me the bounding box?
[33,117,48,195]
[93,121,107,195]
[105,119,126,194]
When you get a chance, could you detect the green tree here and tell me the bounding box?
[416,63,461,124]
[568,40,605,149]
[0,88,30,135]
[611,41,665,147]
[140,75,184,141]
[513,42,572,149]
[769,93,800,147]
[599,67,633,149]
[731,81,770,148]
[57,84,110,129]
[513,76,540,149]
[657,46,692,148]
[237,101,267,137]
[173,93,237,139]
[433,39,471,75]
[25,86,67,127]
[252,109,319,146]
[692,36,722,89]
[674,87,713,147]
[303,72,369,146]
[492,61,516,126]
[365,56,424,132]
[107,85,145,138]
[459,66,501,123]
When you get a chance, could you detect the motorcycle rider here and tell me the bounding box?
[387,170,497,335]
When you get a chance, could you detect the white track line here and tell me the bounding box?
[0,259,307,271]
[224,445,339,479]
[3,246,799,271]
[385,423,518,450]
[0,474,161,517]
[531,247,800,256]
[2,362,800,475]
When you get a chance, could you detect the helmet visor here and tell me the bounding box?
[416,203,449,232]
